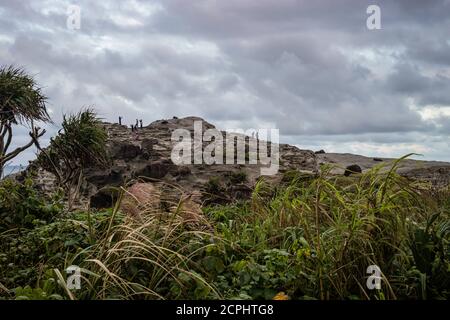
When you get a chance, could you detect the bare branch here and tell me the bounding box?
[1,127,45,164]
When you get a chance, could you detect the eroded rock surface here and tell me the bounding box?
[24,116,318,210]
[18,116,450,210]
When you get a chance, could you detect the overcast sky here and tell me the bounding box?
[1,0,450,166]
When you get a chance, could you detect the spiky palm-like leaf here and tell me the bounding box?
[0,66,49,124]
[38,108,108,185]
[0,65,49,177]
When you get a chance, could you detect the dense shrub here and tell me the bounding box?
[0,209,123,294]
[0,177,63,231]
[202,164,450,300]
[1,158,449,300]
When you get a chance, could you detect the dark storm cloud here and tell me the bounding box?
[386,63,450,106]
[1,0,450,163]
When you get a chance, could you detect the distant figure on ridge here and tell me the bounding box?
[139,119,143,129]
[119,116,122,125]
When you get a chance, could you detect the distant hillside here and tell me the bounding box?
[316,152,450,187]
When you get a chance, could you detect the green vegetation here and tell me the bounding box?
[0,177,63,231]
[228,171,248,185]
[203,177,229,205]
[1,158,449,300]
[36,109,108,209]
[36,109,108,186]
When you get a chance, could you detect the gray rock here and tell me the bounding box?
[85,168,124,187]
[134,160,174,179]
[344,164,362,176]
[111,143,141,160]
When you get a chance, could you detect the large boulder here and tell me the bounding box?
[344,164,362,177]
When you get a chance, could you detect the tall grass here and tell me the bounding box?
[56,188,222,300]
[205,157,449,299]
[3,157,448,300]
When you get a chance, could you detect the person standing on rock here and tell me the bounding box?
[119,116,122,125]
[139,119,143,129]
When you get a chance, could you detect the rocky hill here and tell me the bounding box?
[25,116,318,209]
[14,116,450,210]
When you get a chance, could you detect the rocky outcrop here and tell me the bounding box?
[400,166,450,188]
[19,116,450,211]
[98,117,318,190]
[24,116,319,210]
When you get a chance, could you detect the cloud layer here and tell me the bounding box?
[1,0,449,164]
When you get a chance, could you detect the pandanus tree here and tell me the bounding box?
[0,66,49,178]
[36,109,108,208]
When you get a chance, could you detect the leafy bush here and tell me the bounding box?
[0,209,122,292]
[1,157,449,300]
[203,160,450,300]
[0,177,63,231]
[408,213,450,299]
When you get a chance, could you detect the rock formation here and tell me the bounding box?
[12,116,450,211]
[22,116,319,210]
